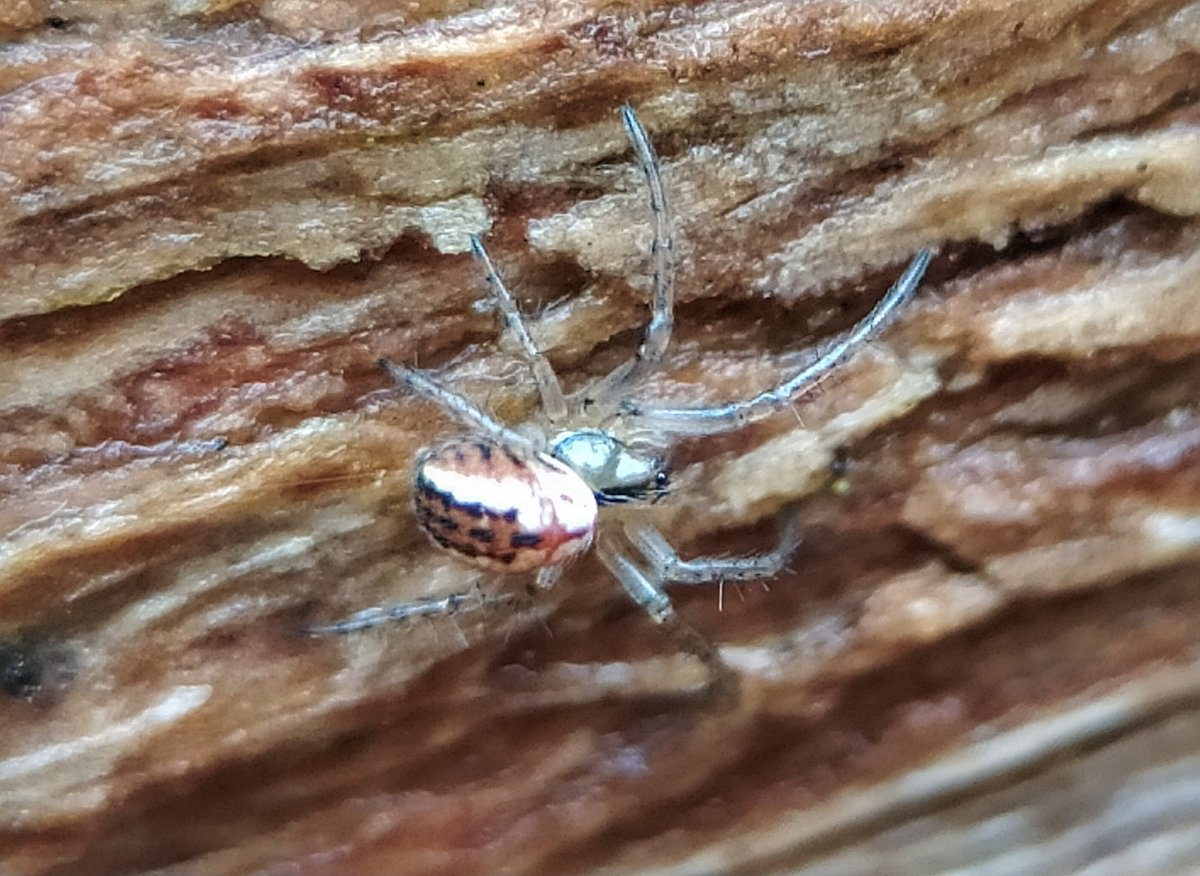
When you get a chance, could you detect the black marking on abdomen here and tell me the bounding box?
[510,532,542,548]
[468,528,494,543]
[415,473,451,509]
[416,471,507,525]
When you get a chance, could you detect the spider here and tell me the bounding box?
[308,106,933,691]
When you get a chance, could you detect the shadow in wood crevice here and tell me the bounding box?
[542,560,1200,875]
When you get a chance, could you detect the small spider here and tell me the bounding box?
[309,106,933,691]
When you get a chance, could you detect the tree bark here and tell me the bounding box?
[1,2,1199,874]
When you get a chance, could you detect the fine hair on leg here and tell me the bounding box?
[303,586,493,635]
[468,234,568,422]
[586,105,676,407]
[625,247,935,436]
[595,532,739,705]
[379,358,540,452]
[624,506,800,586]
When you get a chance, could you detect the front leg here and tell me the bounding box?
[595,533,738,706]
[624,247,934,436]
[585,105,677,408]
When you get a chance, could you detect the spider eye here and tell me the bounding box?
[655,470,670,488]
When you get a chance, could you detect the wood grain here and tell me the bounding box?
[1,2,1199,874]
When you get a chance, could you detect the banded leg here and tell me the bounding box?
[535,565,563,591]
[469,234,568,422]
[625,507,800,586]
[303,586,493,635]
[588,105,676,405]
[596,533,737,705]
[379,359,538,452]
[625,247,935,436]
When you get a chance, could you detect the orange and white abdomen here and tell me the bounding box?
[413,439,599,573]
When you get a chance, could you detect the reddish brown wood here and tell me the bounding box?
[1,2,1199,874]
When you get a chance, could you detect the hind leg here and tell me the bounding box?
[302,584,494,635]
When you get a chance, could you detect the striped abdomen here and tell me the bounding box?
[413,439,598,573]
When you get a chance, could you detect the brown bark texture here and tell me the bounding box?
[2,1,1200,874]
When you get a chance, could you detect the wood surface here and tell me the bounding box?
[1,2,1200,874]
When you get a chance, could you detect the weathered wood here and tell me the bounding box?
[1,2,1199,874]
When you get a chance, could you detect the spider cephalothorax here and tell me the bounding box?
[549,429,669,505]
[309,106,933,692]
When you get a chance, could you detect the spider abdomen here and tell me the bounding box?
[413,439,598,573]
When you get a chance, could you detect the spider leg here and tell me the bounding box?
[625,247,935,436]
[596,531,737,704]
[303,586,493,635]
[586,105,676,407]
[625,506,800,586]
[535,565,563,591]
[469,234,568,422]
[379,359,539,452]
